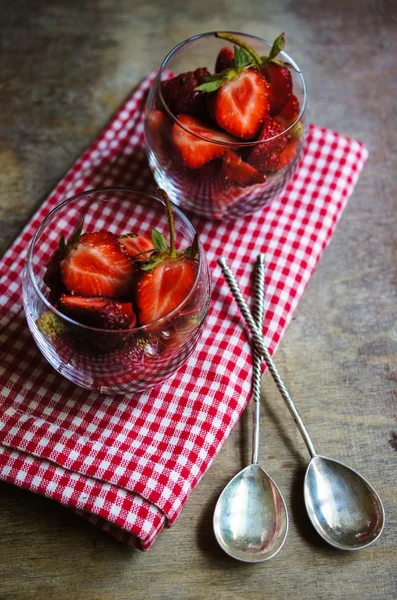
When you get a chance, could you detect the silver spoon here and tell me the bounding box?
[213,255,288,562]
[218,257,385,551]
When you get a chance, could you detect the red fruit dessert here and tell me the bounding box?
[27,188,210,394]
[43,190,200,335]
[146,31,306,219]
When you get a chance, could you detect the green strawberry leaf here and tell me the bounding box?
[196,76,225,93]
[69,218,84,247]
[187,233,199,260]
[196,68,240,93]
[151,228,168,252]
[268,32,285,60]
[140,256,165,271]
[233,46,251,69]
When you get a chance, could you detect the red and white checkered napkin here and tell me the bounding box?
[0,73,368,550]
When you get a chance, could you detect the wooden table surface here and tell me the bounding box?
[1,1,396,599]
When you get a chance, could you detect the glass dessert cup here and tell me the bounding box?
[22,188,211,395]
[144,31,308,221]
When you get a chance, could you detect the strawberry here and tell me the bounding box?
[278,138,299,169]
[44,220,85,301]
[145,110,172,158]
[172,114,236,169]
[247,116,287,173]
[259,33,293,115]
[43,248,67,301]
[60,231,134,298]
[223,150,265,186]
[210,70,271,140]
[137,259,197,325]
[118,233,154,260]
[161,67,210,117]
[277,94,300,126]
[136,190,199,326]
[215,46,234,73]
[261,62,292,115]
[196,35,273,140]
[58,295,136,330]
[205,32,294,124]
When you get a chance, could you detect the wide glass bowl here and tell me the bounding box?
[22,188,211,395]
[144,31,308,221]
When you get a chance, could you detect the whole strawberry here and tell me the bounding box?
[136,190,199,325]
[277,94,300,126]
[215,46,234,73]
[247,116,288,173]
[161,67,211,118]
[259,33,293,115]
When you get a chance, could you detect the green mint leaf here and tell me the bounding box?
[151,228,168,252]
[269,33,285,61]
[233,46,250,69]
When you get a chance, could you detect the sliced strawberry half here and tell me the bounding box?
[58,295,136,330]
[137,258,197,325]
[135,189,199,326]
[212,70,271,140]
[118,233,154,260]
[172,114,236,169]
[60,231,135,298]
[223,150,265,186]
[215,46,234,73]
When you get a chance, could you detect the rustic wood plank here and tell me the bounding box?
[0,1,396,598]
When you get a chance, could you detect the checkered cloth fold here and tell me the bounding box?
[0,73,368,550]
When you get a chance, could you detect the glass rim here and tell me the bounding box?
[27,186,204,334]
[156,30,308,147]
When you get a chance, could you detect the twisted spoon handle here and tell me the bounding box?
[218,257,317,459]
[251,255,266,464]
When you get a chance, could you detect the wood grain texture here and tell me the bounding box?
[1,1,396,599]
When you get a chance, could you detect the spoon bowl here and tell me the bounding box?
[304,456,385,550]
[214,464,289,562]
